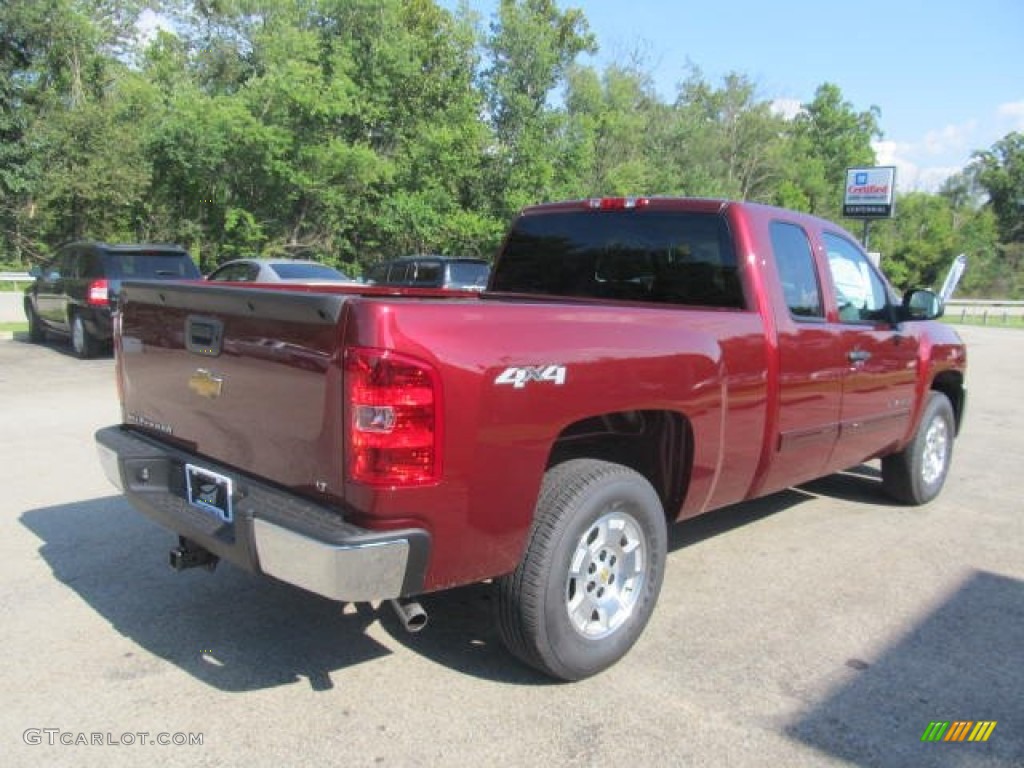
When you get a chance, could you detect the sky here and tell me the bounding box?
[445,0,1024,193]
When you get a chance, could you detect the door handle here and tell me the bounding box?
[848,349,872,364]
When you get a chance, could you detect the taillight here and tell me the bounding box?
[586,197,650,210]
[344,347,442,486]
[87,279,109,306]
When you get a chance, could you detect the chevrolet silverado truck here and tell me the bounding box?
[95,198,966,680]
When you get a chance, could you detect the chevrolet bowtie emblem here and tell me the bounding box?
[188,369,223,399]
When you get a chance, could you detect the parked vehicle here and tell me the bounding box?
[95,197,966,680]
[365,255,490,290]
[206,258,355,283]
[24,242,200,358]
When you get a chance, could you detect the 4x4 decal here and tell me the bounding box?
[494,365,567,389]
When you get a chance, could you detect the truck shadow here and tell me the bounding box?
[19,496,547,692]
[20,466,903,690]
[385,464,900,681]
[21,497,394,693]
[784,569,1023,766]
[669,463,892,551]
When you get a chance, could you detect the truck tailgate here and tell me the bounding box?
[117,282,347,498]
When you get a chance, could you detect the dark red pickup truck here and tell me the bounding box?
[95,198,966,680]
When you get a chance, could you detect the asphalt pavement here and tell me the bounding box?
[0,327,1020,767]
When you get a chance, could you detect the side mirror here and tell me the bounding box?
[902,288,943,321]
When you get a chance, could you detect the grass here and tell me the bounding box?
[943,313,1024,329]
[0,321,27,334]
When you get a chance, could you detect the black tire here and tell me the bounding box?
[71,312,98,359]
[496,459,668,681]
[882,391,955,505]
[25,302,45,343]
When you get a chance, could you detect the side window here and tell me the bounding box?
[210,263,251,282]
[412,261,442,286]
[387,262,411,284]
[824,233,889,324]
[770,221,823,319]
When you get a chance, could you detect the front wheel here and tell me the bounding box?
[882,391,956,505]
[496,459,668,681]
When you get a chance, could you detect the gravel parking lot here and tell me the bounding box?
[1,326,1020,767]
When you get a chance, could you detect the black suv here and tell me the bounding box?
[364,255,490,291]
[24,241,201,358]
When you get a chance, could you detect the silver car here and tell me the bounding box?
[207,258,356,284]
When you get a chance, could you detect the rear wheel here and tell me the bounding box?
[882,391,955,505]
[496,459,668,681]
[71,313,98,359]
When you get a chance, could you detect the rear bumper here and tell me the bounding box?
[95,426,429,601]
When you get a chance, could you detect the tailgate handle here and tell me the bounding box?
[186,316,223,357]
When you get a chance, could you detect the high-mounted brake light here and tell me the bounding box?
[345,348,442,486]
[586,197,651,210]
[87,279,110,307]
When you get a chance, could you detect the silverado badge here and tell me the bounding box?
[188,369,224,399]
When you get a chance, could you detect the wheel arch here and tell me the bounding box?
[931,370,965,435]
[546,410,692,522]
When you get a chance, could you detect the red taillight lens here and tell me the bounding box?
[87,279,109,306]
[344,347,441,486]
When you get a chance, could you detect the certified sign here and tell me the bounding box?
[843,166,896,218]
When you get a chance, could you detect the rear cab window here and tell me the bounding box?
[492,210,746,308]
[104,250,201,280]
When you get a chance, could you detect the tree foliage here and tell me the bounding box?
[968,132,1024,245]
[0,0,1017,296]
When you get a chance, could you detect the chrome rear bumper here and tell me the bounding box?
[95,426,429,602]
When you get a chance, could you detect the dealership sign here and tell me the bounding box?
[843,166,896,218]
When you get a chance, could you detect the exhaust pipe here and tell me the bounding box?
[389,598,428,633]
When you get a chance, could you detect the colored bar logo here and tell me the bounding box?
[921,721,997,742]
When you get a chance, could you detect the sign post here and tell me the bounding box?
[843,166,896,249]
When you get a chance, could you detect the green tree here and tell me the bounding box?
[0,0,151,259]
[665,69,786,200]
[562,62,661,196]
[968,132,1024,246]
[779,83,880,216]
[0,2,43,263]
[482,0,596,215]
[871,191,1000,296]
